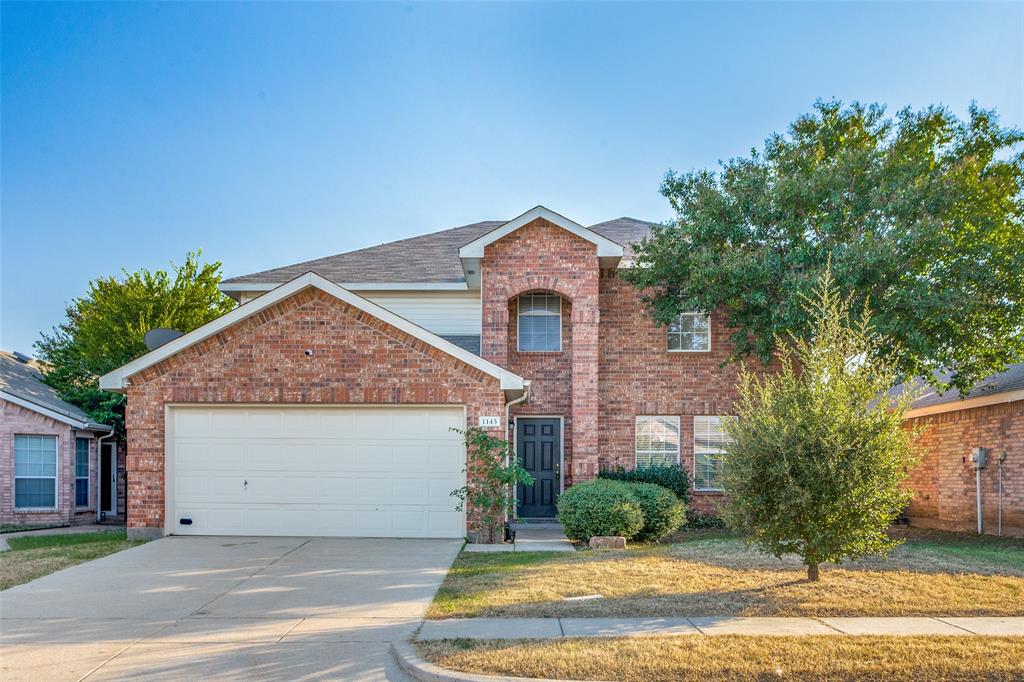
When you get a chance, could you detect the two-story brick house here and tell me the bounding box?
[101,206,747,540]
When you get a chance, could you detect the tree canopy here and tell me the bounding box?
[624,100,1024,394]
[35,251,236,435]
[721,270,920,581]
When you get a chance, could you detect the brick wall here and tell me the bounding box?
[479,218,600,484]
[905,400,1023,537]
[597,270,757,512]
[0,398,104,526]
[124,287,506,536]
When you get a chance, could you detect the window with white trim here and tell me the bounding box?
[75,437,90,507]
[518,293,561,352]
[668,312,710,352]
[694,416,731,491]
[14,435,58,509]
[635,416,680,467]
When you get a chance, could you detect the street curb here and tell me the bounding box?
[390,640,589,682]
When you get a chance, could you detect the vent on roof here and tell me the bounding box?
[144,328,184,351]
[12,351,32,364]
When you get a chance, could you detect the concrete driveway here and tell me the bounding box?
[0,536,461,681]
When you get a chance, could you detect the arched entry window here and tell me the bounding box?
[517,293,561,352]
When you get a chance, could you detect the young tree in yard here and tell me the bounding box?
[625,100,1024,395]
[721,270,920,581]
[34,251,235,436]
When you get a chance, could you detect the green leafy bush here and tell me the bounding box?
[598,464,691,504]
[685,510,727,530]
[628,482,687,541]
[557,480,644,543]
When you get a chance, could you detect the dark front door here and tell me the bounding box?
[100,445,114,514]
[516,417,560,518]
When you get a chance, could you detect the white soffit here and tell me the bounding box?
[99,273,525,395]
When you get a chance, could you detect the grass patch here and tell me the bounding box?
[0,523,61,534]
[416,636,1024,682]
[1,531,143,590]
[428,528,1024,618]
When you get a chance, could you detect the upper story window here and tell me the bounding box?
[635,416,681,467]
[668,312,710,352]
[518,293,561,352]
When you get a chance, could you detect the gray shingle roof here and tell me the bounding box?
[222,217,658,286]
[895,361,1024,411]
[0,351,112,431]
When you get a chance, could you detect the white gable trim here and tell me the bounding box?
[459,206,624,260]
[0,390,112,431]
[99,272,525,394]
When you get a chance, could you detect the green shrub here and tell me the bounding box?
[628,482,687,541]
[598,464,691,504]
[685,510,727,530]
[557,480,644,543]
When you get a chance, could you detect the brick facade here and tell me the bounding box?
[123,287,506,536]
[0,398,121,526]
[597,270,753,512]
[480,218,601,484]
[905,401,1023,537]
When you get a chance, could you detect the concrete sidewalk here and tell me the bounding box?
[464,523,575,553]
[416,616,1024,639]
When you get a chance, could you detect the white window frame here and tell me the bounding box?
[668,311,711,353]
[13,434,59,511]
[635,416,681,468]
[517,293,562,353]
[75,437,90,508]
[693,416,731,492]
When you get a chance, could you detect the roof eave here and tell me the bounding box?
[903,388,1024,419]
[0,390,113,431]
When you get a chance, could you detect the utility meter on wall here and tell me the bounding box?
[970,447,988,470]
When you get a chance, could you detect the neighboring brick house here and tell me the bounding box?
[102,206,751,539]
[1,351,123,527]
[899,363,1023,537]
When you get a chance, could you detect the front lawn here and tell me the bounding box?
[0,530,143,590]
[428,528,1024,618]
[416,635,1024,681]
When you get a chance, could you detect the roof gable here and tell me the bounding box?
[100,273,526,395]
[0,351,112,431]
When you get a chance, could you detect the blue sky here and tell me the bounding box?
[2,1,1021,353]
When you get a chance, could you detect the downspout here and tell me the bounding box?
[96,429,117,523]
[504,382,531,527]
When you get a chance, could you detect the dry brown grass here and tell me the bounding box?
[428,529,1024,618]
[416,636,1024,681]
[0,531,141,590]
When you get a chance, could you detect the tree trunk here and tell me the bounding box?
[807,563,820,581]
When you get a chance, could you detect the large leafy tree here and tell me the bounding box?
[722,270,919,581]
[35,251,236,436]
[625,100,1024,394]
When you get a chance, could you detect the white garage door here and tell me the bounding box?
[167,406,466,538]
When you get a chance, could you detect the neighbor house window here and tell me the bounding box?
[14,435,58,509]
[75,438,90,507]
[518,293,561,352]
[694,416,731,491]
[668,312,710,352]
[635,416,680,467]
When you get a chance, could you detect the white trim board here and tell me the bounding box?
[100,272,525,395]
[0,391,112,432]
[903,389,1024,419]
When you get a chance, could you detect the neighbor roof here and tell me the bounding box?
[220,216,657,288]
[897,361,1024,418]
[0,351,112,431]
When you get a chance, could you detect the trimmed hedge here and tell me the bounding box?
[628,482,687,541]
[598,464,692,504]
[556,480,644,543]
[557,479,687,543]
